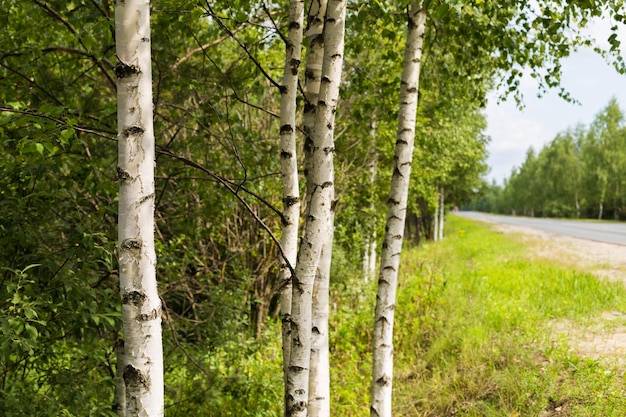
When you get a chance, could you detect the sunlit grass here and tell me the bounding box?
[331,215,626,416]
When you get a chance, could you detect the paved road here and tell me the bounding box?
[455,211,626,246]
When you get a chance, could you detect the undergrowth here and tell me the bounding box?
[165,215,626,416]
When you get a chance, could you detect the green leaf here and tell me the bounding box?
[25,323,38,340]
[382,28,396,40]
[11,293,21,304]
[59,129,74,145]
[22,264,41,273]
[24,307,37,320]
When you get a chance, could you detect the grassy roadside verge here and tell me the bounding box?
[331,215,626,416]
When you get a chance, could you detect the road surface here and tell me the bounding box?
[455,212,626,246]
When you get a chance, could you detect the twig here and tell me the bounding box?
[202,1,283,90]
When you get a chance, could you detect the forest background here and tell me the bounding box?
[2,0,626,416]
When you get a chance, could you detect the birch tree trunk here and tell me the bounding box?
[303,0,328,205]
[279,0,304,394]
[432,199,440,242]
[285,1,345,415]
[308,216,333,417]
[300,1,330,415]
[364,119,378,282]
[115,1,164,415]
[370,3,426,416]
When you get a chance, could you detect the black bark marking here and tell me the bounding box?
[304,102,316,114]
[280,124,294,134]
[140,37,150,43]
[304,136,314,154]
[137,308,159,321]
[289,364,306,372]
[396,139,408,145]
[387,198,400,205]
[123,365,150,389]
[321,181,333,188]
[283,196,300,207]
[406,87,417,93]
[383,265,396,272]
[326,123,333,130]
[289,21,301,30]
[323,146,334,154]
[289,58,301,76]
[288,400,307,413]
[124,126,144,137]
[122,290,146,306]
[114,60,139,78]
[321,76,331,84]
[312,326,320,335]
[121,239,141,250]
[376,374,391,386]
[331,53,341,59]
[116,166,132,181]
[304,69,317,82]
[311,34,324,47]
[393,234,402,240]
[138,193,154,205]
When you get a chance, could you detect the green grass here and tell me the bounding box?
[331,215,626,416]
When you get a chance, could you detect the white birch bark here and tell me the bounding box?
[285,1,346,415]
[370,3,426,417]
[433,199,439,242]
[366,233,377,280]
[115,1,163,415]
[300,1,330,415]
[303,0,328,205]
[364,119,378,282]
[308,216,333,417]
[279,0,305,391]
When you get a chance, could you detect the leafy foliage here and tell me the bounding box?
[471,98,626,219]
[2,0,624,414]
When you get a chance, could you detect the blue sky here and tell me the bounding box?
[484,21,626,184]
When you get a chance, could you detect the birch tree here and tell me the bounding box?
[115,0,163,415]
[363,119,379,282]
[279,0,305,390]
[370,3,426,416]
[285,1,346,415]
[300,0,331,415]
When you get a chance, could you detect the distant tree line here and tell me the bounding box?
[469,98,626,220]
